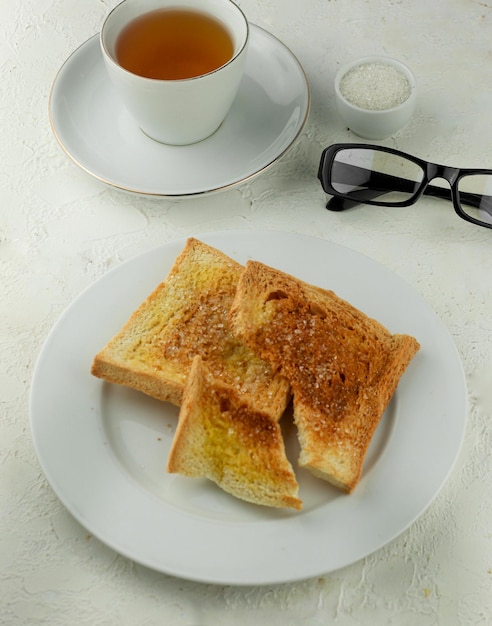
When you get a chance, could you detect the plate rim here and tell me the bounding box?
[29,230,467,585]
[48,25,311,197]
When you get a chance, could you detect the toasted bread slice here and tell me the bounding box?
[167,356,302,510]
[91,239,290,420]
[229,260,420,492]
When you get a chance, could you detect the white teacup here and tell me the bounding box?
[100,0,249,145]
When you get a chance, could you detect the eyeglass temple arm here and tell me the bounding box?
[325,166,486,211]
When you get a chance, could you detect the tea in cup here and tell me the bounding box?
[100,0,249,145]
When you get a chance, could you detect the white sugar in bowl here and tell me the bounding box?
[334,56,417,140]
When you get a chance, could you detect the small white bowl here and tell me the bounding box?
[334,55,417,140]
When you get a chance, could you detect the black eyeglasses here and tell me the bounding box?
[318,143,492,229]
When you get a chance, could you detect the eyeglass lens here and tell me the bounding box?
[330,147,424,203]
[457,174,492,225]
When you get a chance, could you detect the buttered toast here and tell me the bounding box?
[167,356,302,510]
[229,260,420,492]
[91,238,290,420]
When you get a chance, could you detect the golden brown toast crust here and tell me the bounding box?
[167,356,302,510]
[91,239,290,420]
[229,260,420,492]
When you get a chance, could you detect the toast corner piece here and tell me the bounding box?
[297,331,420,493]
[297,434,360,493]
[90,351,183,405]
[167,356,302,511]
[89,237,206,405]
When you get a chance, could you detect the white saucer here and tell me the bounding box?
[49,25,310,196]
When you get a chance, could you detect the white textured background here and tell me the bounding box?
[1,0,492,624]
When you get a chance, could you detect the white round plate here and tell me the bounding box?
[30,231,466,585]
[49,26,310,196]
